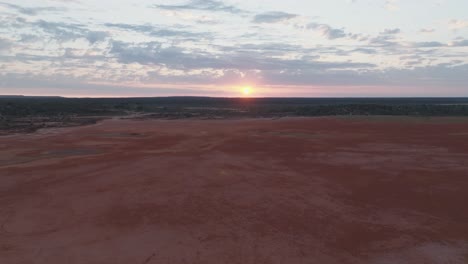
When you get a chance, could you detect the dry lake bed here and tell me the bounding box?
[1,117,468,263]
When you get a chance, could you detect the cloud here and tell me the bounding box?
[408,39,468,48]
[368,31,400,48]
[382,28,401,34]
[35,20,109,44]
[86,31,109,44]
[49,0,81,3]
[109,40,375,72]
[0,17,88,44]
[35,20,78,40]
[104,23,210,39]
[220,43,306,53]
[0,50,106,64]
[19,34,41,43]
[448,19,468,30]
[307,23,347,40]
[252,11,298,24]
[352,48,378,54]
[449,39,468,47]
[420,28,435,33]
[0,38,12,51]
[0,2,66,15]
[261,63,468,90]
[153,0,245,14]
[400,55,421,60]
[348,33,369,42]
[412,41,445,48]
[0,73,225,97]
[2,0,467,96]
[385,63,468,88]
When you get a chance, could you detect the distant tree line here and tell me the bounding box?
[2,97,468,118]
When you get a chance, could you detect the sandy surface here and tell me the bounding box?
[1,117,468,264]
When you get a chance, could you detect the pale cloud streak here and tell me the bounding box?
[253,12,298,24]
[449,19,468,30]
[153,0,246,14]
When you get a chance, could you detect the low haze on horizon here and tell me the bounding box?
[1,0,468,97]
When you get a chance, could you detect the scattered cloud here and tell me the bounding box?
[448,19,468,30]
[449,39,468,47]
[109,40,375,72]
[253,11,298,24]
[86,31,109,44]
[0,38,12,51]
[19,34,41,43]
[0,2,66,15]
[411,41,445,48]
[104,23,211,39]
[352,48,378,54]
[307,23,347,40]
[1,0,468,96]
[382,28,401,34]
[152,0,246,14]
[34,20,109,44]
[420,28,435,33]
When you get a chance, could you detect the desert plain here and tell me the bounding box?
[1,117,468,263]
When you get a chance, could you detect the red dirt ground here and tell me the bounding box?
[1,117,468,264]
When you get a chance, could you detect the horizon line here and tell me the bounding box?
[2,95,468,99]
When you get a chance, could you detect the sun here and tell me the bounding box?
[242,86,253,96]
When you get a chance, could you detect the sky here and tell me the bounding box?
[0,0,468,97]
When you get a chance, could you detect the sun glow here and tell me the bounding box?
[242,86,253,96]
